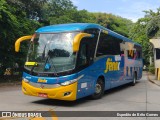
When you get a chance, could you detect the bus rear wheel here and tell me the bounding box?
[91,78,104,99]
[131,73,137,86]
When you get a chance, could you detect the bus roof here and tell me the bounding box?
[36,23,141,46]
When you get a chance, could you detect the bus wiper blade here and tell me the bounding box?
[42,45,46,60]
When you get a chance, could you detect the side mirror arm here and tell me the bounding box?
[73,33,93,52]
[15,35,33,52]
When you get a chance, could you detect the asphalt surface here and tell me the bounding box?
[0,72,160,120]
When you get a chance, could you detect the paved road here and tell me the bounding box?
[0,72,160,120]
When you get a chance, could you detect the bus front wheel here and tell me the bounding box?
[91,78,104,99]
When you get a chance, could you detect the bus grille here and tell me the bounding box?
[28,82,61,89]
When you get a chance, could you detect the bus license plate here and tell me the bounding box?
[38,93,48,98]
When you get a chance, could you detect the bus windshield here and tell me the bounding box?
[25,32,79,73]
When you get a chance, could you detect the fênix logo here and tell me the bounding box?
[104,58,120,73]
[37,78,47,83]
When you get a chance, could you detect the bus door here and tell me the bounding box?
[76,37,96,98]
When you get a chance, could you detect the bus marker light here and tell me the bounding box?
[23,78,29,83]
[60,75,84,86]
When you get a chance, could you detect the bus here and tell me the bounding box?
[15,23,143,101]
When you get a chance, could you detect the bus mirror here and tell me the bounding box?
[73,33,92,52]
[15,35,33,52]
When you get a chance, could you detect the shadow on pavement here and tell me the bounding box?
[31,81,140,107]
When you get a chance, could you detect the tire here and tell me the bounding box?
[91,78,104,99]
[131,73,137,86]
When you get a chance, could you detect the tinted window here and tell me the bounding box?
[84,28,99,39]
[96,31,123,57]
[137,50,142,59]
[84,28,100,58]
[128,45,142,59]
[156,48,160,59]
[127,50,136,59]
[77,43,88,67]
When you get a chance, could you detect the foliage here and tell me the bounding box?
[0,0,19,74]
[148,64,155,74]
[0,0,41,75]
[44,0,96,24]
[129,18,151,65]
[143,8,160,38]
[129,8,160,65]
[6,0,48,20]
[146,15,160,38]
[93,12,133,37]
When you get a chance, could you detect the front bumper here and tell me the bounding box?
[22,80,77,101]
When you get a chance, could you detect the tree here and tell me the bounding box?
[129,16,153,65]
[93,12,133,37]
[0,0,19,74]
[6,0,47,20]
[0,0,41,75]
[129,8,160,65]
[142,8,160,38]
[43,0,76,24]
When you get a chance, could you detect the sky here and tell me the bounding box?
[70,0,160,22]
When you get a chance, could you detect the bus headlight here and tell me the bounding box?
[23,78,29,83]
[60,79,77,86]
[60,75,84,86]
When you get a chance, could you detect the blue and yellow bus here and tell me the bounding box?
[15,23,143,101]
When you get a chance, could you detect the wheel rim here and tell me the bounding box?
[133,77,136,84]
[95,83,102,94]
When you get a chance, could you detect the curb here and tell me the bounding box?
[147,72,160,87]
[0,81,21,87]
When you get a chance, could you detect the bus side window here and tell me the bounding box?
[156,48,160,59]
[129,45,142,59]
[84,28,100,58]
[96,32,123,57]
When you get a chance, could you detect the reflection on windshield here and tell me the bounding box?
[25,32,79,73]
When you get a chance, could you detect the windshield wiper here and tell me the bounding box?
[42,45,46,60]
